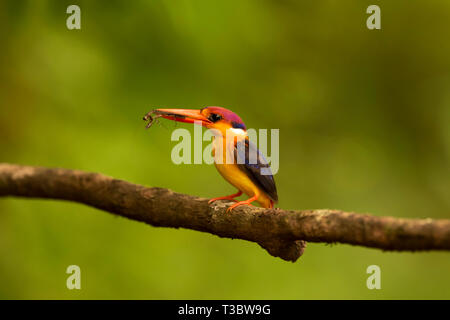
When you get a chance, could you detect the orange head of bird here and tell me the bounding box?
[144,106,246,136]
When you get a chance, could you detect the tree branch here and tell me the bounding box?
[0,163,449,262]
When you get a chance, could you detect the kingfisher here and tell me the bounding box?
[143,107,278,212]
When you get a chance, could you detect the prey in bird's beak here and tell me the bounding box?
[142,111,161,129]
[143,108,212,129]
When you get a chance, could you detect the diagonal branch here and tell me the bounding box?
[0,163,449,262]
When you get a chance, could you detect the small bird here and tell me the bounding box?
[143,107,278,212]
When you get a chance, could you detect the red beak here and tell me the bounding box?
[152,108,212,127]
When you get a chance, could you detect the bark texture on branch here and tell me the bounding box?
[0,163,449,262]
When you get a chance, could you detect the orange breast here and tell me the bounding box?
[212,135,273,208]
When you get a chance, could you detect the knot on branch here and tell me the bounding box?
[258,239,307,262]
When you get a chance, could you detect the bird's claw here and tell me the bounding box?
[225,202,255,213]
[208,198,238,205]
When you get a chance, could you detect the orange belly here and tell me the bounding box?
[212,135,272,208]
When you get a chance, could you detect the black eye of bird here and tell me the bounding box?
[208,113,222,122]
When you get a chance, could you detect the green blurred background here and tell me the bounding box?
[0,0,449,299]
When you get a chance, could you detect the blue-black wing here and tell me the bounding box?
[234,137,278,203]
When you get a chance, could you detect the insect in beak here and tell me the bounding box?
[143,110,163,129]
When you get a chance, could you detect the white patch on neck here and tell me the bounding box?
[229,128,247,136]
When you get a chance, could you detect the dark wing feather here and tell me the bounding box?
[234,137,278,203]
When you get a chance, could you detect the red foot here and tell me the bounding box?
[226,195,259,213]
[208,191,243,204]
